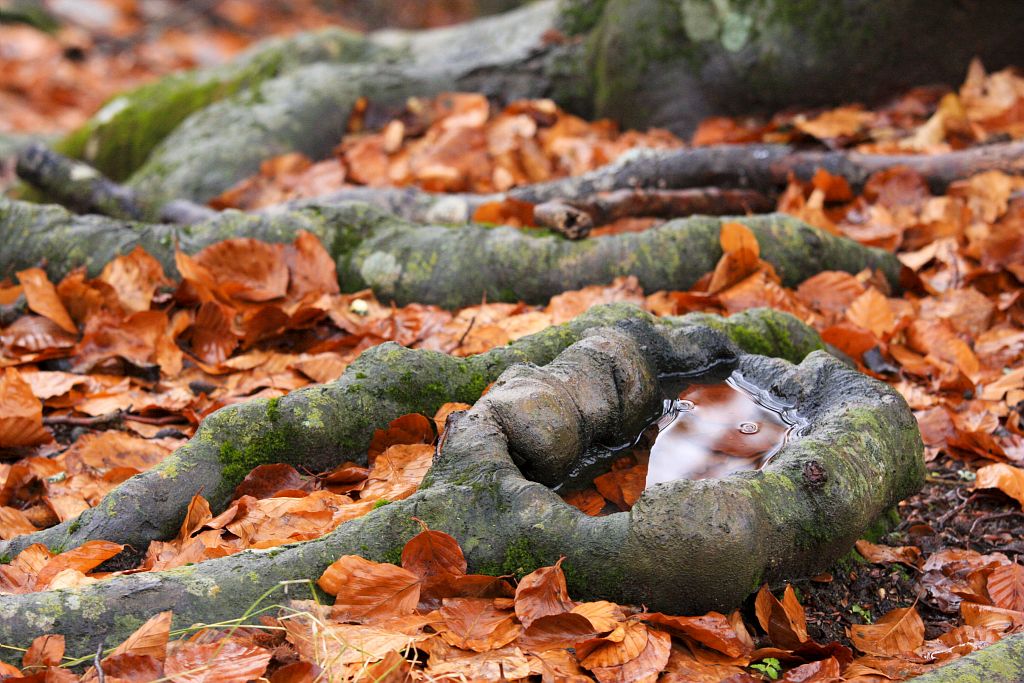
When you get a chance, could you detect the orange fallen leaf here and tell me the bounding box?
[754,584,809,650]
[0,367,52,448]
[514,557,575,629]
[708,221,761,294]
[107,611,172,661]
[987,563,1024,612]
[855,540,922,567]
[850,605,925,656]
[319,555,421,622]
[18,267,77,333]
[974,463,1024,507]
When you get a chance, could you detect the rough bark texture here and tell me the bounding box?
[0,310,922,661]
[912,633,1024,683]
[0,197,901,308]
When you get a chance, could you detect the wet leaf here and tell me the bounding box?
[401,526,467,580]
[855,540,922,567]
[438,597,521,651]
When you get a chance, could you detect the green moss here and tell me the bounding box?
[113,613,146,636]
[372,499,391,509]
[266,396,281,421]
[381,545,404,566]
[67,518,82,534]
[500,538,543,580]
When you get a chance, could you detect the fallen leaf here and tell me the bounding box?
[855,540,922,567]
[987,563,1024,612]
[514,557,575,628]
[974,463,1024,507]
[319,555,421,622]
[850,606,925,656]
[0,367,52,447]
[754,584,808,650]
[18,267,77,333]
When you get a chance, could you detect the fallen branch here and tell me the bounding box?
[532,187,773,235]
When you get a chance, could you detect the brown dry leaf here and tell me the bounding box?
[285,230,340,300]
[960,601,1024,631]
[438,597,521,651]
[974,463,1024,507]
[0,367,52,447]
[107,611,173,661]
[707,221,761,294]
[359,443,434,502]
[572,601,627,633]
[368,413,435,462]
[23,634,65,670]
[98,246,169,314]
[514,557,575,628]
[518,612,599,652]
[318,555,421,622]
[425,644,531,681]
[642,612,751,658]
[284,615,423,678]
[192,238,288,302]
[0,506,38,540]
[846,288,897,338]
[190,300,239,365]
[855,540,922,567]
[164,639,271,683]
[36,540,124,589]
[795,271,866,317]
[754,584,809,650]
[850,605,925,656]
[233,464,314,501]
[590,626,671,683]
[987,563,1024,612]
[795,106,875,140]
[433,401,470,433]
[779,656,841,682]
[17,267,77,334]
[545,276,645,325]
[576,619,649,669]
[401,525,467,581]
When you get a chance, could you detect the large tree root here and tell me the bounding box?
[0,196,901,308]
[0,305,821,564]
[0,310,921,661]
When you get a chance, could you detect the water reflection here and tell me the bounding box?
[645,373,803,486]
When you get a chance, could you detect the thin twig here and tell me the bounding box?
[93,640,105,683]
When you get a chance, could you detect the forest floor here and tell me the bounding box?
[2,2,1024,681]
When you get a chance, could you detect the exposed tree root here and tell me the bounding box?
[0,309,922,661]
[911,632,1024,683]
[0,196,901,308]
[0,305,821,563]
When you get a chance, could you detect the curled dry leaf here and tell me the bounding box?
[514,557,575,629]
[850,605,925,656]
[590,626,671,683]
[642,612,751,659]
[974,462,1024,507]
[107,611,173,661]
[707,221,761,294]
[855,539,922,567]
[754,584,809,650]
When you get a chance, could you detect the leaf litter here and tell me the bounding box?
[4,56,1024,683]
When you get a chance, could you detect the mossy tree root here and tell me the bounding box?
[0,312,921,662]
[0,305,819,566]
[0,197,901,309]
[911,633,1024,683]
